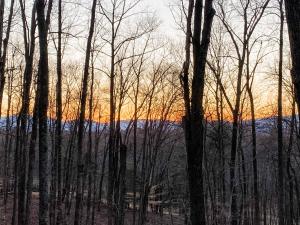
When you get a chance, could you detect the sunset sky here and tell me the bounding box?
[1,0,294,122]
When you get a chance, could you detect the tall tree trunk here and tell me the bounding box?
[24,93,39,225]
[132,67,140,225]
[36,0,52,224]
[18,2,37,225]
[245,47,260,225]
[277,1,285,225]
[55,0,63,224]
[73,0,97,224]
[3,58,13,207]
[287,99,296,225]
[108,11,116,225]
[181,1,215,225]
[0,0,5,116]
[0,0,14,116]
[86,46,95,225]
[229,51,247,225]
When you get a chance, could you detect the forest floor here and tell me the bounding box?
[0,194,185,225]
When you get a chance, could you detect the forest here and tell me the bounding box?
[0,0,299,225]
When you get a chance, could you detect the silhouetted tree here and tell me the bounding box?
[181,1,215,225]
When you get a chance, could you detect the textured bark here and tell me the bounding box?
[36,0,52,224]
[55,0,63,224]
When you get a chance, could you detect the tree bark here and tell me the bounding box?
[277,1,285,225]
[181,1,215,225]
[245,46,260,225]
[285,0,300,124]
[0,0,14,115]
[25,92,39,225]
[73,0,97,224]
[36,0,52,224]
[117,144,127,225]
[55,0,63,224]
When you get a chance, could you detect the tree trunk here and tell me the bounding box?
[24,93,39,225]
[36,0,51,224]
[117,144,127,225]
[55,0,63,224]
[277,1,285,225]
[245,46,260,225]
[73,0,97,224]
[98,144,108,211]
[287,99,296,225]
[181,1,215,225]
[285,0,300,124]
[86,45,95,225]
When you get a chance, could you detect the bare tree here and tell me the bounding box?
[277,1,285,224]
[14,1,37,225]
[0,0,15,116]
[73,1,97,225]
[217,1,269,224]
[36,0,53,224]
[181,1,215,225]
[54,0,63,224]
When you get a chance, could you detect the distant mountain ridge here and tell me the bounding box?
[0,116,181,132]
[0,115,294,134]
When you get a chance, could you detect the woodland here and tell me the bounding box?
[0,0,300,225]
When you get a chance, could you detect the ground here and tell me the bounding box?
[0,195,185,225]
